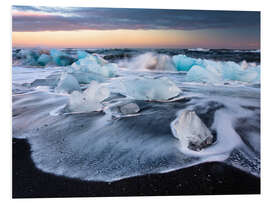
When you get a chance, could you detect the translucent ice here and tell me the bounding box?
[55,73,81,93]
[120,103,140,115]
[120,76,182,100]
[171,110,214,151]
[172,54,202,71]
[186,65,221,83]
[70,72,106,84]
[71,54,116,78]
[68,81,110,112]
[77,50,89,59]
[18,49,40,66]
[221,61,260,83]
[185,59,260,83]
[92,53,108,66]
[50,49,76,66]
[37,54,51,66]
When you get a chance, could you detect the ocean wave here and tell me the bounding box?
[188,48,210,52]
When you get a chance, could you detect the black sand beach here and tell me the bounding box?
[13,138,260,198]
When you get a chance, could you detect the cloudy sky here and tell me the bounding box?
[12,6,260,49]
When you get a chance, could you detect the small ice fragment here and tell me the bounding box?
[171,110,214,151]
[120,103,140,115]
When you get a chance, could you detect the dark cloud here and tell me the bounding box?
[12,6,260,32]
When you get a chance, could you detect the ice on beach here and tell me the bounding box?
[55,73,81,93]
[77,50,89,59]
[221,61,260,83]
[37,54,51,66]
[172,54,202,71]
[93,54,108,66]
[120,103,140,115]
[68,81,110,112]
[120,76,182,100]
[171,110,214,151]
[69,72,106,84]
[50,49,76,66]
[186,65,222,83]
[102,63,118,77]
[70,54,117,78]
[186,59,260,83]
[18,49,40,66]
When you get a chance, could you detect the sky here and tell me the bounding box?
[12,6,260,49]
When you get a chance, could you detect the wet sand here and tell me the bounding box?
[12,138,260,198]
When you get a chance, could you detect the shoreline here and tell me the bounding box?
[12,138,260,198]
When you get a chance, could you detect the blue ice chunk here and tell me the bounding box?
[55,73,81,93]
[185,60,260,84]
[20,50,40,66]
[50,49,76,66]
[172,54,202,71]
[70,72,106,84]
[68,81,110,112]
[77,50,89,59]
[186,65,221,83]
[102,63,118,77]
[120,76,182,100]
[37,54,51,66]
[71,55,116,78]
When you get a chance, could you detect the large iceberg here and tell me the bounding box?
[171,110,214,151]
[120,76,182,101]
[68,81,110,112]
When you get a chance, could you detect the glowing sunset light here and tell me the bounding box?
[12,6,260,49]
